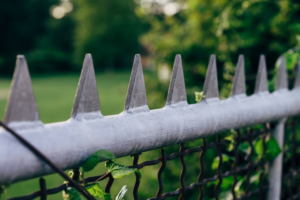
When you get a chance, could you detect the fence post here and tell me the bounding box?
[267,118,286,200]
[267,56,288,200]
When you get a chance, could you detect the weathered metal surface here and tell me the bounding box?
[294,59,300,88]
[255,55,268,94]
[277,56,288,90]
[72,54,102,120]
[231,55,245,97]
[203,55,219,101]
[166,54,187,106]
[4,55,40,125]
[0,54,299,186]
[124,54,149,113]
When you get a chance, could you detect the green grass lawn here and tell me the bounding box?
[0,71,132,123]
[1,71,165,200]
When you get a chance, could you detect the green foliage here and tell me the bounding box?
[85,183,112,200]
[237,142,251,159]
[142,0,300,97]
[115,185,128,200]
[82,150,116,172]
[106,161,141,179]
[72,0,144,71]
[0,0,74,74]
[195,91,206,103]
[0,185,9,200]
[62,184,112,200]
[211,154,233,170]
[255,136,281,161]
[63,187,82,200]
[285,50,300,70]
[224,129,237,152]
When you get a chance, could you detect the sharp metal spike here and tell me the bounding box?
[72,54,102,120]
[5,55,39,124]
[166,54,187,106]
[203,55,219,100]
[293,58,300,89]
[255,55,269,94]
[276,56,288,90]
[125,54,149,113]
[231,55,246,97]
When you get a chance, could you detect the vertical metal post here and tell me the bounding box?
[267,118,286,200]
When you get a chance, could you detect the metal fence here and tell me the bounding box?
[0,53,300,200]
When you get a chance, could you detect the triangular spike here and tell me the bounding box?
[166,54,187,106]
[203,55,219,99]
[72,54,102,120]
[5,55,39,124]
[125,54,149,113]
[255,55,269,94]
[231,55,246,97]
[276,55,288,90]
[293,58,300,89]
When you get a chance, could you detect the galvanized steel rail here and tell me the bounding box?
[0,54,299,199]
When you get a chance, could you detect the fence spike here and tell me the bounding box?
[276,55,288,90]
[4,55,39,124]
[203,54,219,100]
[231,55,246,97]
[71,54,102,120]
[125,54,149,113]
[166,54,187,106]
[255,55,269,94]
[293,58,300,89]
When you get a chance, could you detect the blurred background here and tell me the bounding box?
[0,0,300,199]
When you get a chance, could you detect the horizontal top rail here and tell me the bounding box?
[0,54,299,185]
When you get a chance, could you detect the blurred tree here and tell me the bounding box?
[72,0,145,71]
[139,0,300,100]
[0,0,75,74]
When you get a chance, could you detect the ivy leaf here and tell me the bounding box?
[106,161,140,179]
[254,139,264,156]
[211,154,233,170]
[83,149,115,172]
[116,185,128,200]
[85,183,112,200]
[255,137,281,161]
[63,187,83,200]
[265,137,282,160]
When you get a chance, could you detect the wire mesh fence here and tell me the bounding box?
[281,117,300,200]
[2,115,299,200]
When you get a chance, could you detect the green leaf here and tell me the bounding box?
[83,149,115,172]
[211,154,233,170]
[63,187,83,200]
[254,139,264,156]
[195,91,206,103]
[255,137,281,161]
[106,161,137,179]
[116,185,128,200]
[250,173,260,185]
[225,130,237,152]
[85,183,112,200]
[220,176,234,190]
[238,142,251,156]
[285,51,300,70]
[266,137,282,161]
